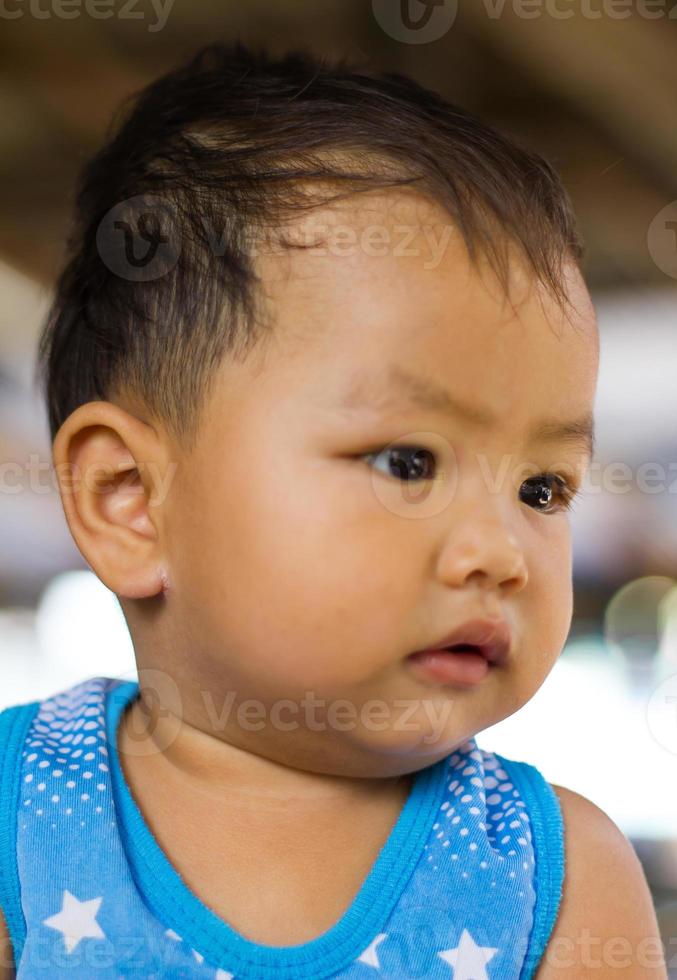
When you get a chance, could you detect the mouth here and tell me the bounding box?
[411,618,512,666]
[405,618,512,686]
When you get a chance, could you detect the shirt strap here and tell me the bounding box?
[494,753,565,979]
[0,699,41,966]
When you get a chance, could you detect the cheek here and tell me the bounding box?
[527,524,574,659]
[168,449,415,690]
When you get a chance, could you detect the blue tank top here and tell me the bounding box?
[0,676,564,979]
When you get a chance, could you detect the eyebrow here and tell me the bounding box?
[338,365,596,460]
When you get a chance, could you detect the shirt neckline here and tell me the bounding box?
[105,679,451,980]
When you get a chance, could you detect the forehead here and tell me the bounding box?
[249,189,598,437]
[256,186,595,334]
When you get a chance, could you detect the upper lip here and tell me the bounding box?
[412,617,512,667]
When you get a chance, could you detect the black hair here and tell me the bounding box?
[36,40,584,451]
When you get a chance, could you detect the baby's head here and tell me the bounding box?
[39,43,598,777]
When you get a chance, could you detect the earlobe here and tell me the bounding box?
[52,401,174,600]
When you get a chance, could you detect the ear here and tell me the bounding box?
[52,401,177,599]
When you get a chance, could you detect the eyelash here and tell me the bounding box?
[359,445,581,515]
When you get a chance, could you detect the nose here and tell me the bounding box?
[435,483,529,594]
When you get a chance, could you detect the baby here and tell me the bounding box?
[0,42,666,979]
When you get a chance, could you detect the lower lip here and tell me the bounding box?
[407,649,491,686]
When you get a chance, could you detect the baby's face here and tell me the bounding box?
[159,190,599,776]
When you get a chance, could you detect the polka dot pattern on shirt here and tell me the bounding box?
[20,677,112,827]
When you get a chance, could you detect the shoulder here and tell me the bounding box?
[0,700,42,980]
[0,907,15,978]
[533,784,667,979]
[0,704,25,980]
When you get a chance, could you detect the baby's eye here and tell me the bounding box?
[519,474,579,514]
[362,445,437,483]
[361,447,579,516]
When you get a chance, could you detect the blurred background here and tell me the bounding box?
[1,0,677,965]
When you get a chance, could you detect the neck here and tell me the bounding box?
[119,695,414,809]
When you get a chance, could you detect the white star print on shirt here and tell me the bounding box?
[438,928,499,979]
[165,929,233,977]
[43,889,105,954]
[356,933,388,969]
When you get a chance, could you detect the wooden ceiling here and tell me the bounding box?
[0,2,676,604]
[0,2,676,290]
